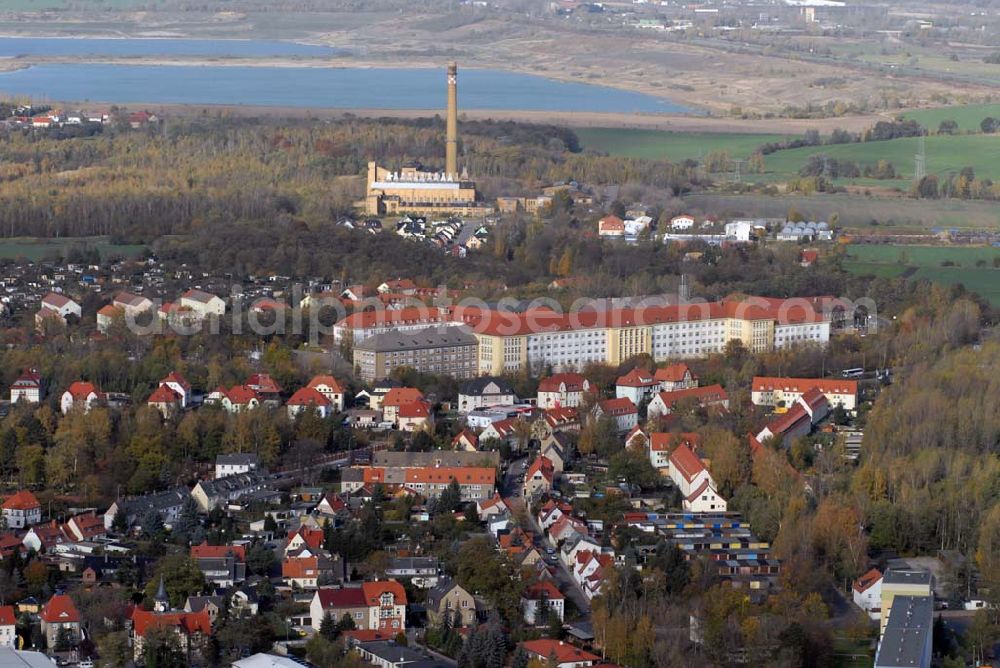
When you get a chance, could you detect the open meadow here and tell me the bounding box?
[844,244,1000,306]
[575,128,794,162]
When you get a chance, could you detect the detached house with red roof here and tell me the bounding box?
[148,384,184,419]
[381,387,426,425]
[520,639,600,668]
[310,580,407,632]
[593,397,638,433]
[207,385,260,413]
[0,605,15,647]
[537,373,590,409]
[246,373,282,403]
[523,455,556,498]
[191,542,247,588]
[647,384,729,419]
[655,363,699,392]
[307,375,346,412]
[398,400,434,433]
[9,368,43,404]
[598,214,625,238]
[159,371,192,408]
[131,581,210,663]
[647,432,700,473]
[852,568,883,619]
[287,387,333,419]
[40,593,81,648]
[2,490,42,529]
[521,581,565,625]
[60,381,104,414]
[615,368,660,407]
[669,443,727,513]
[64,512,106,542]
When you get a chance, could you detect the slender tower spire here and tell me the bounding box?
[446,62,458,178]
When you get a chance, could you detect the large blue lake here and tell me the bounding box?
[0,36,341,58]
[0,63,686,113]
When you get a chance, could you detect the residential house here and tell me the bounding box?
[668,443,714,498]
[0,606,15,647]
[130,602,211,662]
[283,554,334,590]
[521,581,565,625]
[103,488,190,531]
[655,363,699,392]
[307,375,346,412]
[179,289,226,317]
[285,527,325,557]
[751,376,858,413]
[647,384,729,419]
[147,385,183,418]
[540,432,571,473]
[647,432,699,473]
[207,385,260,413]
[479,418,519,447]
[246,374,282,404]
[403,467,495,502]
[670,215,695,230]
[476,494,510,522]
[598,215,625,238]
[523,456,555,498]
[593,397,638,433]
[39,594,81,649]
[63,512,106,542]
[38,292,81,325]
[60,381,104,414]
[113,291,154,317]
[397,400,434,433]
[425,577,477,627]
[310,581,407,632]
[853,568,883,620]
[287,387,333,419]
[159,371,192,408]
[458,377,516,413]
[381,387,426,425]
[519,639,600,668]
[9,369,43,404]
[2,491,42,529]
[215,453,260,479]
[183,596,224,625]
[191,543,247,588]
[191,472,276,512]
[22,523,67,553]
[96,304,124,334]
[536,373,590,409]
[615,368,660,406]
[384,557,440,589]
[452,429,478,451]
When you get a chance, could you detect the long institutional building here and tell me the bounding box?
[336,297,836,375]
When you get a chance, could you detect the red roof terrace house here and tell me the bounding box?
[310,580,407,632]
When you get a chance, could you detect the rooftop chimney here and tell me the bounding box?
[446,62,458,178]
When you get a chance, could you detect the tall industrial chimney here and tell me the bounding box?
[446,62,458,178]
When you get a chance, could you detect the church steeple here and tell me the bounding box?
[154,575,169,612]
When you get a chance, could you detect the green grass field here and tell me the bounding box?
[575,128,794,162]
[759,134,1000,184]
[845,244,1000,305]
[0,237,147,261]
[900,103,1000,133]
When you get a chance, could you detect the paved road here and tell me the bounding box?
[501,454,592,617]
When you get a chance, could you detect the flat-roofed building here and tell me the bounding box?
[353,325,478,382]
[875,594,932,668]
[879,569,932,634]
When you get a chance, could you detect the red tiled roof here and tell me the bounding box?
[649,432,699,452]
[288,527,325,552]
[190,542,246,561]
[131,607,211,637]
[521,639,600,663]
[287,387,331,407]
[283,556,321,579]
[361,580,407,606]
[616,368,657,388]
[656,384,728,410]
[655,363,696,383]
[382,387,425,407]
[161,371,191,391]
[65,381,100,402]
[526,456,555,484]
[669,443,706,483]
[247,373,282,394]
[41,292,73,309]
[752,376,857,396]
[538,373,588,393]
[148,385,182,404]
[40,594,80,624]
[523,580,563,601]
[398,400,431,419]
[316,587,367,609]
[0,605,14,626]
[308,375,345,393]
[404,467,495,486]
[853,568,883,594]
[598,397,636,416]
[2,490,40,511]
